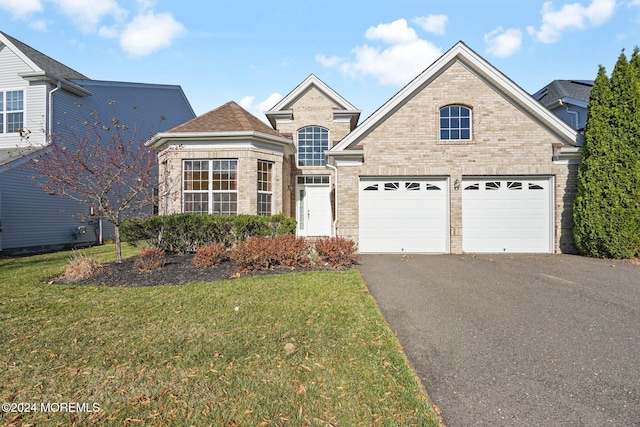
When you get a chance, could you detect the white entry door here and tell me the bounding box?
[462,177,552,253]
[359,178,449,253]
[297,177,332,237]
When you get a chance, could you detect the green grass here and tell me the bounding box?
[0,245,438,426]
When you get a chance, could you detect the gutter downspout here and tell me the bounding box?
[326,162,338,237]
[559,99,580,131]
[48,81,62,140]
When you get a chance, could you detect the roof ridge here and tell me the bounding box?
[1,32,89,80]
[165,100,284,137]
[229,101,254,131]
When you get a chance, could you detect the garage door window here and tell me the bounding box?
[384,182,399,191]
[507,181,523,190]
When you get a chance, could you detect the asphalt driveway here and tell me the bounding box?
[358,254,640,426]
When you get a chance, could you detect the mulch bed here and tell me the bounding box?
[53,253,334,287]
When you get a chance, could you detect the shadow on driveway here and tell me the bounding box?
[358,254,640,426]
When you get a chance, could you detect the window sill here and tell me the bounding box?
[436,139,477,145]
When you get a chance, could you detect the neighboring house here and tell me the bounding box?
[0,32,195,254]
[533,79,593,131]
[151,41,583,254]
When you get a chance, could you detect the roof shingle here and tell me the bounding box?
[1,32,89,80]
[168,101,283,138]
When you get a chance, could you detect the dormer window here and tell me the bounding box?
[440,105,471,141]
[298,126,328,167]
[0,89,24,134]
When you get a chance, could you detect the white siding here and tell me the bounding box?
[0,44,45,149]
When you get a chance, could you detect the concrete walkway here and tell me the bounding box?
[358,254,640,426]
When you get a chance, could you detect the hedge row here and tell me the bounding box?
[121,214,296,253]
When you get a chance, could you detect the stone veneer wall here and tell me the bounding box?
[335,61,579,253]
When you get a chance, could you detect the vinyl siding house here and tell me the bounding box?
[533,80,593,132]
[0,32,195,253]
[151,41,583,254]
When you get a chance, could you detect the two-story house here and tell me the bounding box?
[0,32,195,253]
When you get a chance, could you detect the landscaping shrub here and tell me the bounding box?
[64,251,102,282]
[230,235,312,271]
[230,237,272,271]
[272,234,312,268]
[314,237,360,268]
[193,243,227,268]
[121,214,296,253]
[134,247,166,272]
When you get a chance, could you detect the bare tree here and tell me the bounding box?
[23,109,160,262]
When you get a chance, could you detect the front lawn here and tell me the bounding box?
[0,245,439,426]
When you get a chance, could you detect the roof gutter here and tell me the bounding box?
[146,131,293,151]
[19,71,91,97]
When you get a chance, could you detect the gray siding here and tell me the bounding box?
[550,105,588,131]
[0,160,97,252]
[0,38,194,253]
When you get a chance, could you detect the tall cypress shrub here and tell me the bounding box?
[629,48,640,254]
[574,51,640,258]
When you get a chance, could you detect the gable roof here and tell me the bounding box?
[265,74,361,129]
[147,101,292,151]
[331,41,581,153]
[533,79,593,109]
[0,32,88,80]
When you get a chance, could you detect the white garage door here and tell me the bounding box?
[359,178,448,253]
[462,177,552,253]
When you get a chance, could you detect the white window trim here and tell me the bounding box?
[297,126,329,167]
[183,159,238,215]
[0,88,26,135]
[439,105,472,142]
[257,160,273,216]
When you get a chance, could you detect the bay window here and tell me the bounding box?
[183,159,237,215]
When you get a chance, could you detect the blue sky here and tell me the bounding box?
[2,0,639,121]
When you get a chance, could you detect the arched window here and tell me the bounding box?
[298,126,329,167]
[440,105,471,140]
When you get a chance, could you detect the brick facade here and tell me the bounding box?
[333,61,579,253]
[158,144,286,216]
[273,85,355,217]
[153,46,581,254]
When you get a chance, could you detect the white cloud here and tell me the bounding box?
[240,93,283,123]
[50,0,127,34]
[527,0,616,43]
[29,20,47,31]
[320,18,441,86]
[364,18,419,45]
[630,0,640,5]
[119,11,184,57]
[413,14,448,35]
[484,27,522,57]
[315,54,343,67]
[0,0,42,19]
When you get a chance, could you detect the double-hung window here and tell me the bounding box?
[298,126,329,166]
[0,90,24,134]
[257,160,273,216]
[183,159,237,215]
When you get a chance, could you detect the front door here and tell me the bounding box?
[297,177,332,237]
